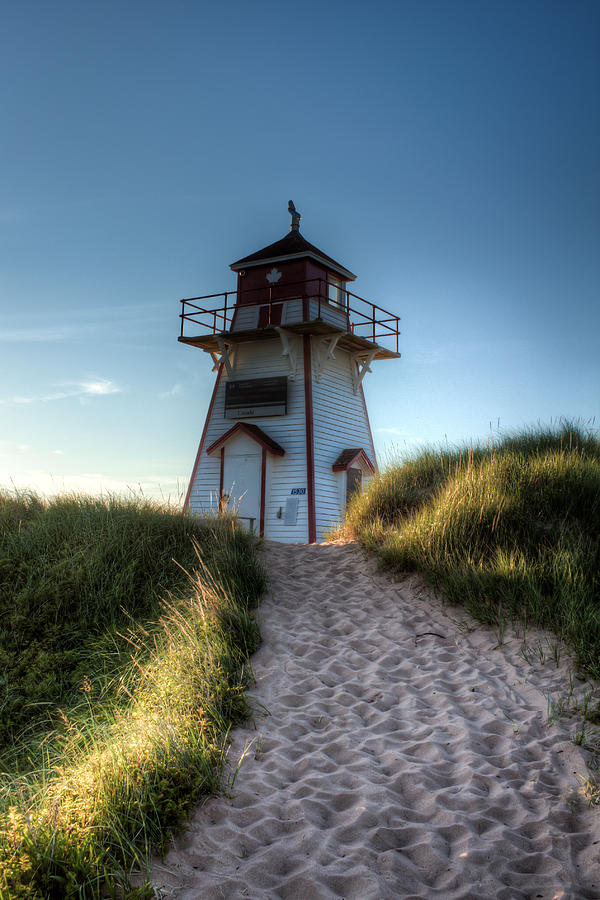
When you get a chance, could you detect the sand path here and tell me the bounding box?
[150,541,600,899]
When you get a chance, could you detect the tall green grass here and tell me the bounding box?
[0,492,266,898]
[344,424,600,677]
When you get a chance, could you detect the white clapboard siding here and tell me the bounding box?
[188,340,309,543]
[189,334,378,544]
[281,299,303,326]
[231,298,305,332]
[231,305,259,331]
[231,297,346,333]
[308,298,348,330]
[312,343,376,540]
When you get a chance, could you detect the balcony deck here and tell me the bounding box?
[178,322,398,360]
[178,278,401,360]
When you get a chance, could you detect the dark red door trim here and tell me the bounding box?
[219,446,225,498]
[259,447,267,537]
[184,363,224,510]
[303,334,317,543]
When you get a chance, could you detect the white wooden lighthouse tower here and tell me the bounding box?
[180,203,400,543]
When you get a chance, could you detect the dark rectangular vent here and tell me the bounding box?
[225,377,287,419]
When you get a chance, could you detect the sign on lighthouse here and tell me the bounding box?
[179,204,401,543]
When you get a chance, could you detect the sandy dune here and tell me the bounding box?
[148,541,600,899]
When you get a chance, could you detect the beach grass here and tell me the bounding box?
[343,423,600,679]
[0,492,265,898]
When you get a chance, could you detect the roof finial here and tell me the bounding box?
[288,200,301,232]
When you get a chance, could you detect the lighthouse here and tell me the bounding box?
[180,204,400,543]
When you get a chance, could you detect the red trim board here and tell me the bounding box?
[183,301,242,511]
[219,446,224,499]
[184,363,223,510]
[259,447,267,537]
[359,378,378,472]
[303,334,317,543]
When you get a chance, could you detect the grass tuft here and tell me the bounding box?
[343,423,600,678]
[0,492,266,898]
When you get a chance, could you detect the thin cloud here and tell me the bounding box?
[79,379,120,396]
[0,468,187,502]
[413,338,531,366]
[1,304,166,344]
[0,441,31,452]
[158,383,182,399]
[0,326,83,343]
[0,379,122,406]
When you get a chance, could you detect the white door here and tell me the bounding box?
[222,453,261,531]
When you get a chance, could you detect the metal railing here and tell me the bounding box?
[179,277,401,353]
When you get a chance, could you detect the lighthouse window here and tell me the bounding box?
[327,274,346,308]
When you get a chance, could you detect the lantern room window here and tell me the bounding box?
[327,273,346,308]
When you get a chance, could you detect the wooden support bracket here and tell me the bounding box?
[213,338,235,376]
[351,349,377,394]
[313,332,343,382]
[275,327,302,380]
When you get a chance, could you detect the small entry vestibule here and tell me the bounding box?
[206,422,285,536]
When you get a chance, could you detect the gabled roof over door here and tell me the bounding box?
[332,448,375,474]
[206,422,285,457]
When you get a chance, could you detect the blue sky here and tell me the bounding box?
[1,0,598,499]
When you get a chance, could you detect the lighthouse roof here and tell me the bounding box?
[230,230,356,281]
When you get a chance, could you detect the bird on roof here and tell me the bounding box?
[288,200,301,231]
